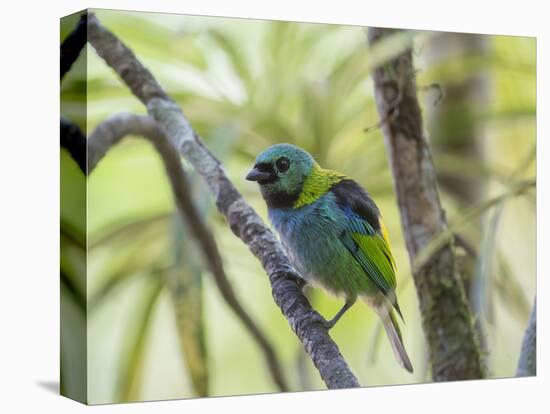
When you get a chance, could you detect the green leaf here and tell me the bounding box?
[116,275,164,402]
[166,183,211,396]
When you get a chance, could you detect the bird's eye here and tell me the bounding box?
[276,157,290,173]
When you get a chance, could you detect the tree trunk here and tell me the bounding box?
[368,27,484,381]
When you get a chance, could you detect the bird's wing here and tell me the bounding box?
[332,179,398,302]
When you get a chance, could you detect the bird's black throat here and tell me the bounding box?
[260,185,301,209]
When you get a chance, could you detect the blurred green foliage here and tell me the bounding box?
[60,9,536,404]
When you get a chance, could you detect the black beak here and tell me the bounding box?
[246,168,272,182]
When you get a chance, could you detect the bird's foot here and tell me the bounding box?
[322,299,355,330]
[306,311,327,327]
[323,318,338,330]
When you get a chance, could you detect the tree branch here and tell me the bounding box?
[517,297,536,377]
[368,27,484,381]
[61,14,88,173]
[60,13,87,80]
[87,14,359,389]
[88,113,288,391]
[60,118,87,174]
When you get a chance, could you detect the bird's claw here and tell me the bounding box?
[322,318,337,330]
[307,311,330,328]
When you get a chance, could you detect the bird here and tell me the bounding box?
[246,143,413,373]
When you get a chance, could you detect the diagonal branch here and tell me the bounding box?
[87,14,359,389]
[88,113,288,391]
[61,13,87,80]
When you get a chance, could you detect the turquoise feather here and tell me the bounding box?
[247,143,413,372]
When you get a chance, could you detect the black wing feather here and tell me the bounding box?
[332,179,381,233]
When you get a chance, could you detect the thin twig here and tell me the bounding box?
[412,179,535,274]
[88,113,289,391]
[87,14,359,389]
[363,90,402,133]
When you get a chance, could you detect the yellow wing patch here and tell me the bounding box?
[379,217,396,270]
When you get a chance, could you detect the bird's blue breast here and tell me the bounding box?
[268,192,375,297]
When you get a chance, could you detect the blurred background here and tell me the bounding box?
[60,9,536,404]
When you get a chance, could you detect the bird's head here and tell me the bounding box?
[246,143,315,208]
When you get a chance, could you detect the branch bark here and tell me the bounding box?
[517,297,536,377]
[88,113,288,391]
[86,14,360,389]
[368,27,484,381]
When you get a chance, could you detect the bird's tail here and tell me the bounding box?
[381,309,414,373]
